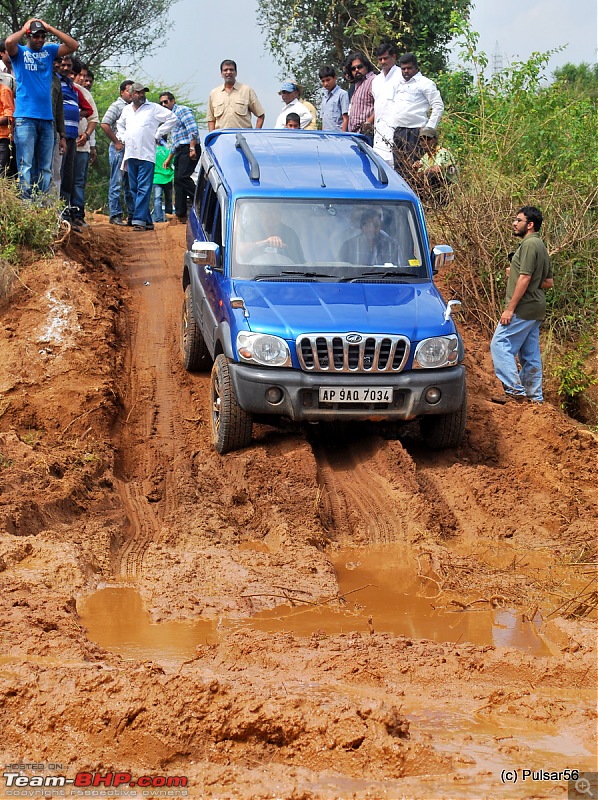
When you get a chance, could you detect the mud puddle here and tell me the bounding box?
[78,586,212,662]
[78,544,552,662]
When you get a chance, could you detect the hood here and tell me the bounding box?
[232,280,455,341]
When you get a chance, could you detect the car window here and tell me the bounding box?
[231,200,426,280]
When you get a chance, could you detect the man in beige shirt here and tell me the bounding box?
[207,60,265,131]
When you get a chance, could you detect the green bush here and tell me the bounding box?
[552,338,598,414]
[0,178,60,263]
[430,26,597,351]
[0,178,60,298]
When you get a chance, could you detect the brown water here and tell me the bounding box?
[77,543,552,662]
[77,586,213,661]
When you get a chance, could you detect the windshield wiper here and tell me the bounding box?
[280,270,335,279]
[345,270,420,281]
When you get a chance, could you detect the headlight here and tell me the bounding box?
[237,332,291,367]
[413,335,459,369]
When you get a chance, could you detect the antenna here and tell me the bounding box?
[492,41,504,73]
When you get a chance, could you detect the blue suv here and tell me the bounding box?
[182,130,466,453]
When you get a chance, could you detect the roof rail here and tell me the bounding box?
[235,133,260,181]
[354,139,388,185]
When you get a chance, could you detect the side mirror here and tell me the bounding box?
[432,245,455,274]
[191,240,221,271]
[443,299,462,322]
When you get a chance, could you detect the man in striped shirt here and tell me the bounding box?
[346,51,375,137]
[56,53,92,227]
[159,91,199,224]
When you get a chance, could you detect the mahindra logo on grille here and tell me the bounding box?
[346,333,363,344]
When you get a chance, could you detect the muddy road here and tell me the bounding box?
[0,219,596,800]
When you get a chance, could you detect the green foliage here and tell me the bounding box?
[553,62,598,100]
[0,0,177,69]
[0,178,60,264]
[85,74,206,214]
[428,27,598,342]
[256,0,471,97]
[552,339,598,411]
[426,25,598,413]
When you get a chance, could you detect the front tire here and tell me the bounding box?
[420,396,467,449]
[181,285,211,371]
[210,354,253,454]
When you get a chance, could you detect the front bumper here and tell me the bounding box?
[229,363,466,422]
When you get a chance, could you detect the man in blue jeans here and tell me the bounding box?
[116,83,176,230]
[490,206,553,404]
[6,18,78,199]
[100,80,134,225]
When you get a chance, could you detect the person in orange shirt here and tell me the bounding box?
[0,78,15,176]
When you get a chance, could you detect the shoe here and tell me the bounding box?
[74,219,89,228]
[146,223,155,231]
[126,219,133,227]
[132,224,146,231]
[490,393,526,405]
[176,215,187,224]
[109,216,125,226]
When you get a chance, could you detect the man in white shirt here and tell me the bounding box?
[274,81,312,129]
[371,43,403,166]
[117,82,176,230]
[371,45,444,175]
[392,52,444,177]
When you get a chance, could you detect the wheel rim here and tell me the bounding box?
[181,298,189,351]
[211,370,221,436]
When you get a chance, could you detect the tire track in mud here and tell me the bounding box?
[111,228,189,578]
[312,434,408,544]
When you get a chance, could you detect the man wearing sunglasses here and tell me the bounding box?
[6,18,79,199]
[345,51,375,137]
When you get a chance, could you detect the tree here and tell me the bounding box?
[0,0,177,68]
[553,62,598,101]
[256,0,471,98]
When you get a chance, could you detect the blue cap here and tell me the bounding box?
[279,81,298,93]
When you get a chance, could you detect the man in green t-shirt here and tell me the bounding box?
[490,206,553,404]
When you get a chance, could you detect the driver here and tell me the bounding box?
[238,204,305,263]
[339,208,403,266]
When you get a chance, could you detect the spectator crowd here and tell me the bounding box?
[0,23,460,229]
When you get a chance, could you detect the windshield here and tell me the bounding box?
[231,200,427,281]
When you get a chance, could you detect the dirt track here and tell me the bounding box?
[0,219,596,800]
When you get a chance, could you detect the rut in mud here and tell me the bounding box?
[0,219,595,800]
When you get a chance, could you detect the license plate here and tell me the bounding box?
[318,387,393,403]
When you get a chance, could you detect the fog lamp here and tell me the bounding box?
[265,387,284,405]
[425,388,441,404]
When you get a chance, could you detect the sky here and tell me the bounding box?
[135,0,597,129]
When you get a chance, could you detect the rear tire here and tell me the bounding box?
[420,396,467,449]
[210,354,253,454]
[181,285,211,371]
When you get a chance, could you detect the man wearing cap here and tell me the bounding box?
[412,128,458,205]
[6,18,79,199]
[101,80,134,225]
[116,83,177,231]
[274,82,312,129]
[207,60,265,131]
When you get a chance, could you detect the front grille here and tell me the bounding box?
[297,333,410,373]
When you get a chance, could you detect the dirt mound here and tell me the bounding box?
[0,217,595,799]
